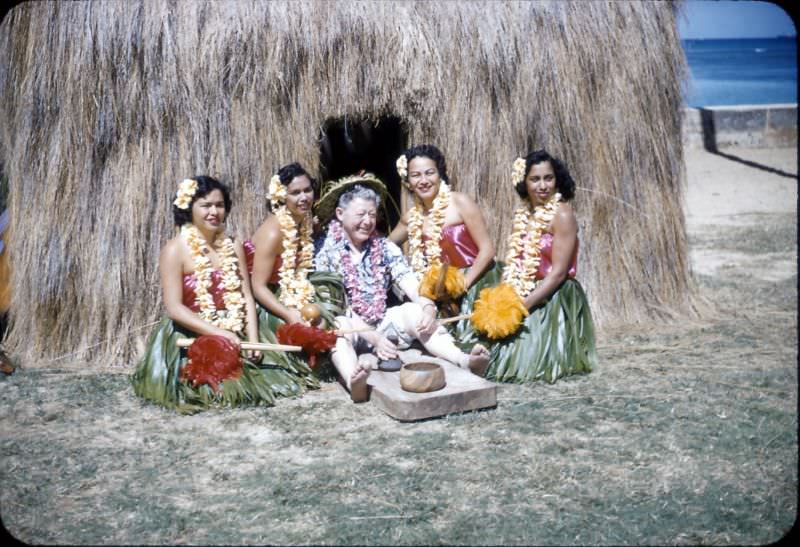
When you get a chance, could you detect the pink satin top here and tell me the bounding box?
[244,239,280,284]
[182,271,228,312]
[422,223,479,268]
[534,232,578,280]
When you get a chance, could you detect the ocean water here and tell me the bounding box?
[682,37,797,107]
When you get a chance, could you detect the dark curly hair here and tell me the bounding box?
[514,149,575,202]
[269,162,316,212]
[402,144,449,184]
[172,175,232,227]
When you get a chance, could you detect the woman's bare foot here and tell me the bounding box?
[349,363,371,403]
[466,344,490,376]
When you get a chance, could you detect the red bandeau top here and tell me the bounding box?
[534,232,578,280]
[182,270,228,312]
[244,239,281,285]
[422,223,479,269]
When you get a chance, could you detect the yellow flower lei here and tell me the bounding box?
[182,224,246,333]
[407,181,452,276]
[502,192,562,299]
[275,205,315,310]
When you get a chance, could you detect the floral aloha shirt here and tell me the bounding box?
[314,221,415,325]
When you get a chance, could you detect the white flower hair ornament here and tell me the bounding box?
[173,178,198,209]
[267,174,287,208]
[511,157,527,187]
[396,154,408,180]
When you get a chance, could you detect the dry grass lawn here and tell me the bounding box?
[1,147,796,545]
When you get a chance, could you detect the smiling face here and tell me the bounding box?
[191,189,227,233]
[406,156,442,203]
[525,161,557,207]
[336,197,378,249]
[284,175,314,219]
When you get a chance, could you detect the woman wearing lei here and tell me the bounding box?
[389,145,496,336]
[132,176,280,412]
[466,149,598,383]
[247,162,346,389]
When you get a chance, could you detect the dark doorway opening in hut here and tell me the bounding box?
[319,116,407,232]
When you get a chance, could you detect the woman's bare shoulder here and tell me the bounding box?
[552,201,578,232]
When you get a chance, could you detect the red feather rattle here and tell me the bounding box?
[179,335,243,392]
[276,304,337,368]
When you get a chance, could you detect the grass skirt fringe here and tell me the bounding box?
[130,272,346,413]
[258,271,347,386]
[130,318,276,414]
[459,266,597,383]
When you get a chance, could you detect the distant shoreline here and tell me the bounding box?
[682,36,797,107]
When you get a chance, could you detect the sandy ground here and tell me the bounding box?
[684,147,797,222]
[684,146,797,281]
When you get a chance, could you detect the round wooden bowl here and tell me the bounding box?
[399,362,446,393]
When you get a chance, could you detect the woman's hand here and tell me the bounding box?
[284,308,304,325]
[217,330,242,348]
[373,334,398,361]
[243,336,261,362]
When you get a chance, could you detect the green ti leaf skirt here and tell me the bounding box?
[453,262,598,384]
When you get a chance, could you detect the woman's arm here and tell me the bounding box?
[250,217,303,324]
[452,192,495,288]
[522,203,578,309]
[388,210,409,246]
[160,238,241,345]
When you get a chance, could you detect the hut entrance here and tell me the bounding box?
[319,116,407,231]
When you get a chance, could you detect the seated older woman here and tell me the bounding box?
[313,174,490,402]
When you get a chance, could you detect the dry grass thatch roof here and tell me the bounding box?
[0,0,696,368]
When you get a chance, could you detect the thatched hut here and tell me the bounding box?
[0,0,695,367]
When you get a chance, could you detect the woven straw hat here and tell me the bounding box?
[314,172,394,227]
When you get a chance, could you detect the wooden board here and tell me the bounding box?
[367,349,497,422]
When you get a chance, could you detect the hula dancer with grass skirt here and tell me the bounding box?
[247,163,346,389]
[388,145,497,339]
[467,150,597,383]
[132,176,281,412]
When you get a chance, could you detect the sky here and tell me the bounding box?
[678,0,797,39]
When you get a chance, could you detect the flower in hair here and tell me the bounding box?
[511,157,527,187]
[174,178,198,209]
[396,154,408,180]
[267,174,287,207]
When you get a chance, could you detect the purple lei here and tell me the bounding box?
[329,220,387,325]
